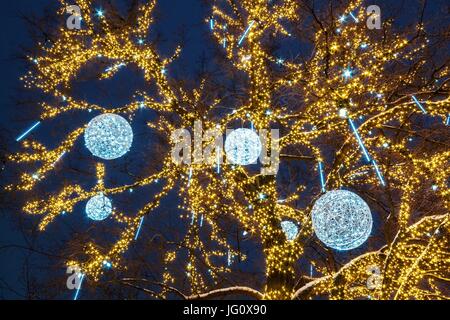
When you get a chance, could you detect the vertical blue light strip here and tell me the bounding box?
[445,114,450,126]
[200,215,204,227]
[412,96,427,114]
[73,273,85,300]
[16,121,41,142]
[210,18,214,30]
[372,160,386,187]
[318,161,326,193]
[238,20,255,46]
[216,147,221,174]
[348,118,371,162]
[134,217,145,240]
[187,168,193,186]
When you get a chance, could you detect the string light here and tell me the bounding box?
[349,12,359,23]
[412,95,427,114]
[318,161,326,193]
[73,273,85,300]
[16,121,41,142]
[134,217,145,240]
[342,67,354,80]
[348,118,371,162]
[371,160,386,187]
[238,20,255,46]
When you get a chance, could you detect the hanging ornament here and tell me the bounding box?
[84,113,133,160]
[224,128,262,165]
[311,190,372,251]
[281,220,299,241]
[86,193,112,221]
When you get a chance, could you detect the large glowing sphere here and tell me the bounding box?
[84,113,133,160]
[86,193,112,221]
[224,128,262,165]
[311,190,372,251]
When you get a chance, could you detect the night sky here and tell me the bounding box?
[0,0,448,300]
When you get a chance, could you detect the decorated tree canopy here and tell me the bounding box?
[6,0,449,300]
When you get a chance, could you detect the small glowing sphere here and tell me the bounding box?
[338,108,348,119]
[225,128,262,165]
[86,193,112,221]
[311,190,372,251]
[281,220,299,241]
[84,113,133,160]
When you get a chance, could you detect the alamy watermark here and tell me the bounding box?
[366,5,382,30]
[171,121,280,175]
[366,265,382,290]
[66,265,83,290]
[66,5,81,30]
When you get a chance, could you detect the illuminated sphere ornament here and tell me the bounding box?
[84,113,133,160]
[311,190,372,251]
[86,193,112,221]
[281,220,299,241]
[225,128,262,165]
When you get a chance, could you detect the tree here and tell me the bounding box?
[7,0,449,300]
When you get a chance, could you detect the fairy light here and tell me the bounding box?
[348,118,371,162]
[73,273,85,300]
[52,151,66,167]
[342,67,354,79]
[134,217,145,240]
[349,12,359,22]
[16,121,41,142]
[238,20,255,46]
[412,95,427,114]
[216,147,221,174]
[318,161,326,192]
[372,160,386,187]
